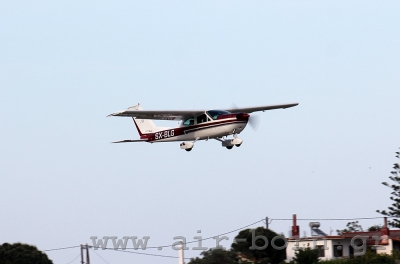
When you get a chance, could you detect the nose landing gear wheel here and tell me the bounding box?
[185,148,192,152]
[226,146,233,149]
[235,144,241,147]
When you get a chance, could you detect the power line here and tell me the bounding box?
[271,216,396,221]
[42,219,264,253]
[71,218,264,252]
[41,216,395,253]
[65,253,81,264]
[44,245,80,252]
[91,248,111,264]
[105,248,191,260]
[107,218,265,250]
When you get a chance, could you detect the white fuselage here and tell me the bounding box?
[154,120,247,142]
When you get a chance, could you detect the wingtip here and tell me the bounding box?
[284,102,299,108]
[107,110,126,117]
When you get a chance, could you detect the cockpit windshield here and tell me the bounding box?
[206,110,231,120]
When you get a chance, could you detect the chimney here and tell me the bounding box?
[291,214,300,237]
[381,217,390,244]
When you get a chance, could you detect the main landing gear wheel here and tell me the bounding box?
[180,141,195,151]
[226,146,233,149]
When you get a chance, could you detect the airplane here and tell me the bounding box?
[108,102,298,151]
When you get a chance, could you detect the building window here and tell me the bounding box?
[334,245,343,257]
[349,245,354,257]
[317,245,325,257]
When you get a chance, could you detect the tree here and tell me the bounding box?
[291,247,319,264]
[367,224,382,231]
[231,227,286,264]
[188,248,239,264]
[0,243,53,264]
[336,222,382,234]
[377,150,400,228]
[336,221,363,235]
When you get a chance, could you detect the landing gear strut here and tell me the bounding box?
[180,137,199,152]
[221,136,243,150]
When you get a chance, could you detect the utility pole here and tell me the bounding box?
[80,244,84,264]
[80,244,90,264]
[86,243,90,264]
[266,217,269,230]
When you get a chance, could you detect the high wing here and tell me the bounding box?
[223,103,299,114]
[107,102,298,120]
[108,108,205,120]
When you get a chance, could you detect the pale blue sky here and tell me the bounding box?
[1,1,399,263]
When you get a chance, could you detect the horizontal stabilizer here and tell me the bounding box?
[112,139,148,143]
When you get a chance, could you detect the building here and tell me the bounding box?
[286,214,400,261]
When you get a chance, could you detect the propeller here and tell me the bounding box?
[231,103,260,131]
[248,114,260,131]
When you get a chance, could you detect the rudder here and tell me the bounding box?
[129,104,157,135]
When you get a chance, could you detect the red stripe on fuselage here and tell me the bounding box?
[146,117,248,142]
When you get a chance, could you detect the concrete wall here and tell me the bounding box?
[376,239,393,255]
[286,237,365,262]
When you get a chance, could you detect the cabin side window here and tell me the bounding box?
[197,114,209,124]
[183,117,194,125]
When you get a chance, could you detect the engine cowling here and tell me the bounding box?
[180,142,194,151]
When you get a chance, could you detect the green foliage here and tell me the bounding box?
[390,249,400,260]
[336,222,383,234]
[231,227,286,264]
[0,243,53,264]
[188,248,239,264]
[318,259,348,264]
[319,252,396,264]
[292,247,319,264]
[367,224,382,231]
[336,221,363,235]
[377,150,400,228]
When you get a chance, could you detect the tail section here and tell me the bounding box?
[129,104,170,136]
[128,104,157,136]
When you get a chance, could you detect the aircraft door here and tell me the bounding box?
[196,114,210,124]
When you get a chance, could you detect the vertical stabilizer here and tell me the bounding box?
[129,104,157,135]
